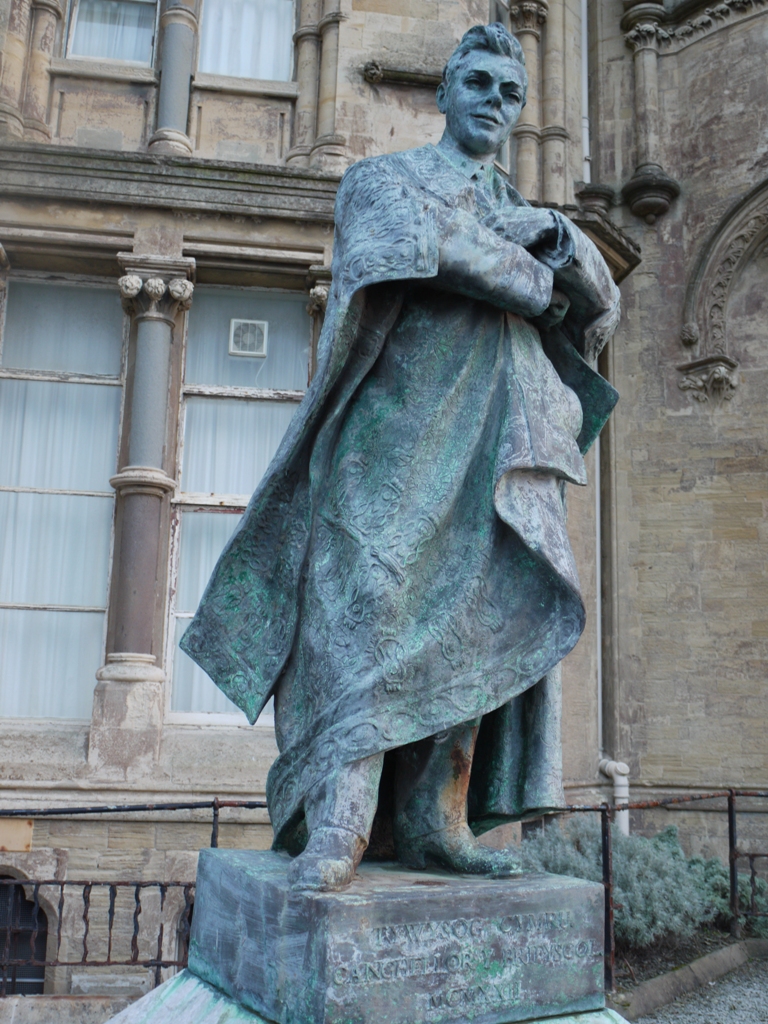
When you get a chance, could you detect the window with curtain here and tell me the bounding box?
[198,0,294,81]
[69,0,157,64]
[0,280,124,719]
[170,286,310,718]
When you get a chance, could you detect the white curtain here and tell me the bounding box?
[182,396,298,495]
[0,610,105,719]
[3,281,123,377]
[172,511,245,714]
[0,380,121,491]
[198,0,294,81]
[71,0,156,64]
[0,492,113,607]
[0,284,122,719]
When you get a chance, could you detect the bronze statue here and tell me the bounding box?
[181,23,620,892]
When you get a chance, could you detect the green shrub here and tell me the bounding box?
[520,817,768,948]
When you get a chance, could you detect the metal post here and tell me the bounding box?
[211,798,220,848]
[601,804,615,992]
[728,789,741,937]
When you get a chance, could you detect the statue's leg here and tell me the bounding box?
[393,721,522,876]
[288,753,384,892]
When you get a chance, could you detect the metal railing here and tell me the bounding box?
[1,791,766,996]
[565,789,768,990]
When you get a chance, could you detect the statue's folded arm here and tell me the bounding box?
[433,206,554,319]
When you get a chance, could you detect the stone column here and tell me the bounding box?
[148,0,198,155]
[510,1,547,202]
[309,0,346,171]
[306,262,331,380]
[22,0,63,141]
[620,2,679,222]
[286,0,322,167]
[541,0,568,206]
[0,0,32,138]
[89,255,194,778]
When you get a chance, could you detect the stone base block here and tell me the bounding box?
[188,850,608,1024]
[105,971,628,1024]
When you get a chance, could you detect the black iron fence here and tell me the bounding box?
[1,791,766,996]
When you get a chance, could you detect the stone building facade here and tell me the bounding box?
[0,0,765,1004]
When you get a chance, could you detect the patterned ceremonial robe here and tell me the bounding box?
[181,144,620,847]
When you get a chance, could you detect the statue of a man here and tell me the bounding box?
[182,24,620,892]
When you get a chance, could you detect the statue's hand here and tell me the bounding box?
[481,209,560,252]
[532,288,570,329]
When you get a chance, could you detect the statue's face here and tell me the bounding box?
[437,50,526,159]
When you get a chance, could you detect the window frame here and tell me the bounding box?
[0,272,129,722]
[65,0,161,68]
[164,282,311,726]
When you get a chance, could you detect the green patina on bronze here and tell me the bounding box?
[181,24,620,867]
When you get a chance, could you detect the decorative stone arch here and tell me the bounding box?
[0,866,59,994]
[678,175,768,401]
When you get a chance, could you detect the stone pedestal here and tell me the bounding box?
[107,850,628,1024]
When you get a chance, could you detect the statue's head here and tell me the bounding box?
[437,23,527,160]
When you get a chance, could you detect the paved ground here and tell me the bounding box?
[636,957,768,1023]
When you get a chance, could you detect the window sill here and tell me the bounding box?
[50,57,158,85]
[191,73,299,99]
[165,711,274,728]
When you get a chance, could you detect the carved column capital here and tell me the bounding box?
[118,273,194,321]
[623,21,671,52]
[307,283,329,316]
[117,253,195,321]
[509,1,548,37]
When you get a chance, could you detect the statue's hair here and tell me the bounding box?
[442,23,527,96]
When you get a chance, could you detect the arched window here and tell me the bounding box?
[0,877,48,996]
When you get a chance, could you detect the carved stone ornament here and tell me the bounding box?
[118,273,195,319]
[675,177,768,403]
[307,283,329,316]
[509,1,549,36]
[680,321,699,347]
[678,356,738,402]
[624,21,670,51]
[361,60,442,88]
[621,163,681,224]
[623,0,768,52]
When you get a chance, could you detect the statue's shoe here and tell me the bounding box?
[396,823,523,877]
[287,826,365,892]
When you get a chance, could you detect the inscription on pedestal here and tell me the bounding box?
[189,851,606,1024]
[327,904,603,1024]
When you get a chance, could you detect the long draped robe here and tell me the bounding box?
[181,144,620,847]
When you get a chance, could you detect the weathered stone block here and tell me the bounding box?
[106,971,627,1024]
[188,850,606,1024]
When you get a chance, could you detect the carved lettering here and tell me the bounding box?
[428,981,522,1012]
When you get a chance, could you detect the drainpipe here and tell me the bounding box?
[599,759,630,836]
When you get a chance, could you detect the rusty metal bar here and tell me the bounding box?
[1,880,13,997]
[155,885,167,987]
[56,883,64,961]
[211,797,220,848]
[30,884,40,969]
[0,799,267,818]
[601,804,615,993]
[81,883,92,964]
[131,885,142,964]
[728,789,741,938]
[107,885,117,963]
